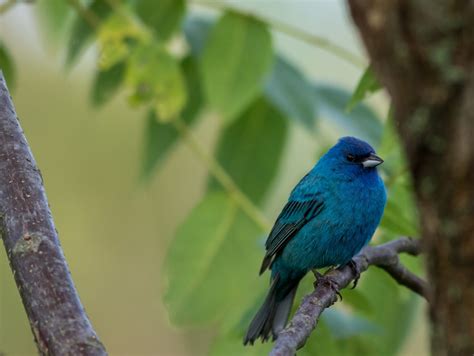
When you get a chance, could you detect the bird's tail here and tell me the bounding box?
[243,275,299,345]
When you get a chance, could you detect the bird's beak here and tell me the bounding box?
[362,153,384,168]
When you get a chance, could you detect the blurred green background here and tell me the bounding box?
[0,1,428,355]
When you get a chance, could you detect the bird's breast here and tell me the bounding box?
[279,175,386,271]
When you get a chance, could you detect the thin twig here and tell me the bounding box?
[270,237,427,356]
[0,73,107,355]
[192,0,365,68]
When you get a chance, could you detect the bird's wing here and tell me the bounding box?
[259,198,324,274]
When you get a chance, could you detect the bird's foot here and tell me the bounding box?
[312,270,342,301]
[346,259,360,289]
[312,266,335,279]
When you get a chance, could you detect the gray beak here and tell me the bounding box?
[362,153,384,168]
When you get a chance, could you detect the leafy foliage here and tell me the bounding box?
[209,98,288,204]
[91,60,126,107]
[97,13,145,69]
[21,1,424,355]
[322,308,378,340]
[125,43,186,120]
[201,12,273,122]
[346,66,381,111]
[180,56,204,123]
[184,15,213,57]
[133,0,185,40]
[378,115,419,238]
[141,110,180,180]
[164,192,264,325]
[315,84,383,145]
[36,0,74,47]
[265,56,317,131]
[140,56,203,180]
[66,0,112,67]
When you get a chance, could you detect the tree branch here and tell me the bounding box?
[0,73,107,355]
[270,237,427,356]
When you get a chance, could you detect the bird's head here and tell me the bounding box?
[319,136,384,178]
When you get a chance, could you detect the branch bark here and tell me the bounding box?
[346,1,474,355]
[270,237,426,356]
[0,73,107,355]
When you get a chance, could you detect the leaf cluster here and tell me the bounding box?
[2,1,425,354]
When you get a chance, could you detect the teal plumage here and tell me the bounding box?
[244,136,386,345]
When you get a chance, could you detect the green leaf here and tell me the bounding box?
[297,319,343,356]
[91,61,126,107]
[377,110,405,177]
[134,0,185,40]
[356,268,420,355]
[381,176,419,237]
[36,0,74,47]
[346,66,381,112]
[0,43,15,91]
[378,114,419,237]
[66,0,111,67]
[126,43,186,121]
[210,98,288,204]
[183,15,213,57]
[322,308,379,339]
[201,12,273,122]
[314,84,383,145]
[200,249,270,355]
[341,288,373,315]
[97,13,146,70]
[140,56,203,180]
[180,56,204,122]
[164,192,264,325]
[210,329,271,356]
[141,110,179,180]
[265,55,317,131]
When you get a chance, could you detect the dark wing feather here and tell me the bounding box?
[259,199,324,274]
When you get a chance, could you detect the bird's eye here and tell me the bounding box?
[346,154,355,162]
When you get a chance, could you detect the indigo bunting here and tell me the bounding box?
[244,136,386,345]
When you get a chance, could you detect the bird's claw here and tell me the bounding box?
[347,259,360,289]
[313,271,342,301]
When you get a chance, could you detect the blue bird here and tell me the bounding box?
[244,136,386,345]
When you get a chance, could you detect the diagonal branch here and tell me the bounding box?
[270,237,428,356]
[0,73,107,355]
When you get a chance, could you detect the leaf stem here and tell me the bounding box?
[191,0,365,69]
[173,117,272,231]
